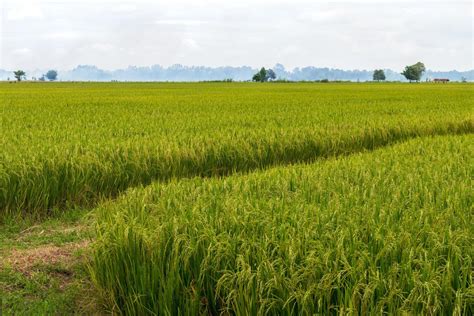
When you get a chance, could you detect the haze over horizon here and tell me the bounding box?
[1,63,473,73]
[2,0,473,72]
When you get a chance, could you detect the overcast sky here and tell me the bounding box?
[1,0,473,71]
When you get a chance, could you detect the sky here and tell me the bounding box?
[1,0,473,71]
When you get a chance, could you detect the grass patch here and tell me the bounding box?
[0,210,101,315]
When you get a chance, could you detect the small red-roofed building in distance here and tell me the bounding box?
[433,78,450,83]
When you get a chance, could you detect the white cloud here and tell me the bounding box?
[297,10,342,23]
[155,19,208,26]
[90,43,115,51]
[42,31,84,40]
[112,4,137,12]
[182,38,199,50]
[6,0,44,20]
[12,48,31,55]
[1,0,472,70]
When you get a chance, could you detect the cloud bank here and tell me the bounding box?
[1,0,473,71]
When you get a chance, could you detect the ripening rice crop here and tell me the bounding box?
[1,82,472,219]
[91,134,473,315]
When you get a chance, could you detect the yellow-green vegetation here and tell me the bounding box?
[91,135,473,315]
[1,82,472,314]
[1,83,473,219]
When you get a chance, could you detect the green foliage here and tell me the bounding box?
[1,82,473,220]
[402,62,426,82]
[252,67,266,82]
[13,70,26,81]
[251,73,261,82]
[252,67,276,82]
[373,69,386,81]
[46,70,58,81]
[91,135,473,315]
[258,67,267,82]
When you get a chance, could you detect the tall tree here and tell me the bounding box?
[252,72,262,82]
[46,70,58,81]
[13,70,26,81]
[252,67,267,82]
[252,67,277,82]
[373,69,386,81]
[258,67,267,82]
[402,62,426,82]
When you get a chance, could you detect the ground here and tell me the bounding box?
[0,210,102,315]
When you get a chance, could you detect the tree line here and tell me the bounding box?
[8,62,428,83]
[252,62,427,82]
[10,70,58,82]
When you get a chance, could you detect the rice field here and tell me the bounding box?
[1,82,473,314]
[91,134,473,315]
[1,83,472,219]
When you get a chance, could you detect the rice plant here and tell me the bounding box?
[90,134,473,315]
[1,82,473,219]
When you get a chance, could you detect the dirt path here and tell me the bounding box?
[0,213,103,315]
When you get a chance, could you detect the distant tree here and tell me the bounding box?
[46,70,58,81]
[266,69,276,81]
[461,76,467,83]
[252,67,265,82]
[13,70,26,81]
[39,75,46,81]
[413,62,426,78]
[401,62,426,82]
[373,69,386,81]
[258,67,267,82]
[252,67,277,82]
[401,66,417,82]
[252,72,262,82]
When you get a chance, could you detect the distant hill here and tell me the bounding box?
[1,64,472,82]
